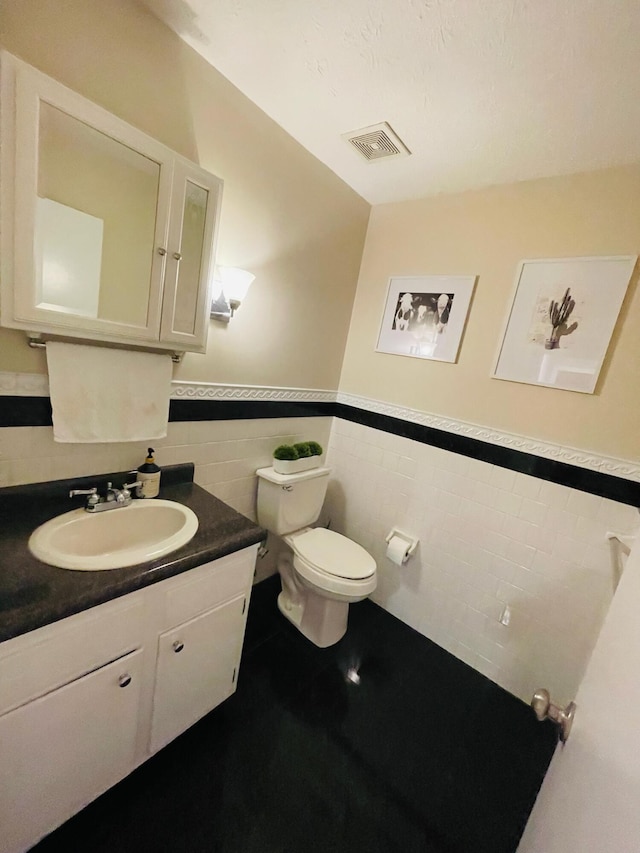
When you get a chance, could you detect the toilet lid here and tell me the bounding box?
[290,528,376,580]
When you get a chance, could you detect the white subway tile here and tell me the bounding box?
[566,489,603,520]
[598,498,640,530]
[513,473,541,501]
[553,534,588,565]
[494,489,523,517]
[466,457,494,484]
[490,466,517,491]
[538,480,570,510]
[469,480,498,507]
[505,538,537,569]
[519,498,547,526]
[483,530,512,559]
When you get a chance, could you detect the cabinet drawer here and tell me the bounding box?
[162,548,255,630]
[0,595,145,716]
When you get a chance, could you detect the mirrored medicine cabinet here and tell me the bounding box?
[0,52,223,354]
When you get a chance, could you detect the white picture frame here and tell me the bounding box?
[493,255,637,393]
[375,275,476,363]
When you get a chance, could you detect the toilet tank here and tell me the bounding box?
[256,466,330,535]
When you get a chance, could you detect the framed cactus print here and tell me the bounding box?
[492,256,637,393]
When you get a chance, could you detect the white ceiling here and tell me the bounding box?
[142,0,640,205]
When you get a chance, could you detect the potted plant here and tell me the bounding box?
[272,441,324,474]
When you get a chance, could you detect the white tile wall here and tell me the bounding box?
[0,417,332,582]
[2,407,637,705]
[325,418,639,706]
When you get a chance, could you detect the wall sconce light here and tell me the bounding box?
[210,266,255,322]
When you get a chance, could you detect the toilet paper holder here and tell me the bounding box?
[385,528,419,563]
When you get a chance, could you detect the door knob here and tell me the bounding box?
[118,674,132,688]
[172,640,184,653]
[531,688,576,743]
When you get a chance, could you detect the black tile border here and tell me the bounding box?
[168,399,335,421]
[335,404,640,508]
[0,396,53,427]
[3,396,639,507]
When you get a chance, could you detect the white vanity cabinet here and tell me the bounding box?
[0,545,257,853]
[151,594,247,752]
[0,649,144,853]
[150,547,254,752]
[0,51,222,354]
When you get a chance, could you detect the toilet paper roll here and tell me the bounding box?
[386,535,409,566]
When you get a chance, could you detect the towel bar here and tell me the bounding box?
[27,335,182,363]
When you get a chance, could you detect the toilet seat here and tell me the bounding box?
[284,528,377,600]
[287,527,375,580]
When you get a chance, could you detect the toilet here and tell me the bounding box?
[256,465,377,647]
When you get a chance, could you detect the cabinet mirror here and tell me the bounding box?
[0,52,222,353]
[37,101,159,327]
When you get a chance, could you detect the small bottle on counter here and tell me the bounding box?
[137,447,161,498]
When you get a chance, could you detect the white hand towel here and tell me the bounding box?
[46,342,173,443]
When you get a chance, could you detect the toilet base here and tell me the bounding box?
[277,589,349,647]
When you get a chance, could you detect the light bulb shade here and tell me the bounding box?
[215,266,255,303]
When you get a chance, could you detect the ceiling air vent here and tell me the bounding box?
[342,122,411,163]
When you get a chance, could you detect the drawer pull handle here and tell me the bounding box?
[173,640,184,653]
[118,674,132,688]
[157,247,167,256]
[172,251,182,261]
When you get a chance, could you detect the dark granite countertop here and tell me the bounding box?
[0,463,266,644]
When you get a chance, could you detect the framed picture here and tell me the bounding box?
[493,255,637,393]
[375,275,476,363]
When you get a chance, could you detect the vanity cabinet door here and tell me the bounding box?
[150,594,248,753]
[0,648,143,853]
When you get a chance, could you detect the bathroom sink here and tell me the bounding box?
[28,500,199,570]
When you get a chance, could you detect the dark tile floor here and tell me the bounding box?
[33,576,557,853]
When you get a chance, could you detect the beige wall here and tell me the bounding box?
[0,0,370,387]
[340,165,640,459]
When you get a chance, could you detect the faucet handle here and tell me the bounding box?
[69,486,100,506]
[121,480,143,498]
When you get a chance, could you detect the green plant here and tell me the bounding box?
[307,441,323,456]
[273,444,299,461]
[293,442,312,458]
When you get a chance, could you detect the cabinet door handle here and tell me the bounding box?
[172,640,184,653]
[118,674,132,688]
[157,247,167,256]
[172,252,182,261]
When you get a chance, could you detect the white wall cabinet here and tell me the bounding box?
[0,51,222,354]
[0,545,257,853]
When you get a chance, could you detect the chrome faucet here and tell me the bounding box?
[69,480,143,513]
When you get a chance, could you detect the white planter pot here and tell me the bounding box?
[272,456,321,475]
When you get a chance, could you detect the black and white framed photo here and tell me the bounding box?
[493,256,637,393]
[376,275,477,363]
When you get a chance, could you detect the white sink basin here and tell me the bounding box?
[29,500,199,571]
